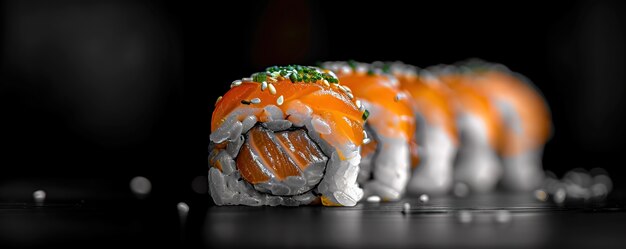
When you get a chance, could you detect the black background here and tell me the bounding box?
[1,0,625,205]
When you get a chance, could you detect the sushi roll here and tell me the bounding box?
[209,65,368,206]
[433,65,505,193]
[389,62,459,195]
[459,60,552,191]
[322,61,416,201]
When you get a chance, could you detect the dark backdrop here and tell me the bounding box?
[1,0,625,204]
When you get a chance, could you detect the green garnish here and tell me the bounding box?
[255,65,338,85]
[252,73,267,83]
[367,69,375,76]
[382,63,391,74]
[362,109,370,121]
[347,60,357,70]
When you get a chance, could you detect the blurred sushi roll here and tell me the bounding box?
[322,61,416,201]
[208,65,367,206]
[388,62,459,195]
[457,59,552,191]
[432,64,505,193]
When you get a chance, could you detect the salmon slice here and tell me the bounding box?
[338,73,416,140]
[274,129,326,171]
[397,74,458,144]
[236,142,271,184]
[470,71,551,156]
[236,125,328,184]
[248,126,301,180]
[438,74,504,150]
[212,79,365,146]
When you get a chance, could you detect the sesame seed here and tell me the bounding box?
[363,138,371,144]
[268,83,277,95]
[366,195,381,202]
[261,82,268,91]
[356,100,362,109]
[215,96,222,106]
[342,85,352,93]
[394,93,404,102]
[402,202,411,214]
[251,98,261,104]
[362,130,368,139]
[322,79,330,87]
[347,92,354,99]
[231,80,242,88]
[242,77,252,82]
[341,66,351,74]
[339,85,349,93]
[277,95,284,106]
[327,71,338,79]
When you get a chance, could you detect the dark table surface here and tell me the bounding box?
[2,191,625,249]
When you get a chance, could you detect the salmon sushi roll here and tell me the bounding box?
[433,65,505,193]
[322,61,416,201]
[459,59,552,191]
[209,65,368,206]
[389,62,459,195]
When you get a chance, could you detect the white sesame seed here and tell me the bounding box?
[242,77,252,82]
[322,80,330,87]
[347,92,354,99]
[231,80,242,88]
[362,130,368,139]
[394,93,405,102]
[402,202,411,214]
[419,194,429,203]
[554,188,566,204]
[342,85,352,93]
[356,100,362,109]
[261,81,268,91]
[268,83,277,95]
[363,138,371,144]
[33,190,46,203]
[251,98,261,104]
[277,95,284,106]
[327,71,338,79]
[215,96,222,106]
[366,195,381,202]
[339,85,349,93]
[177,202,190,213]
[341,66,351,74]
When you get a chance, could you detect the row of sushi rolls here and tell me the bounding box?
[208,59,607,206]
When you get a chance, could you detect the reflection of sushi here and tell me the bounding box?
[209,65,367,206]
[322,61,416,201]
[390,63,459,195]
[459,60,552,191]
